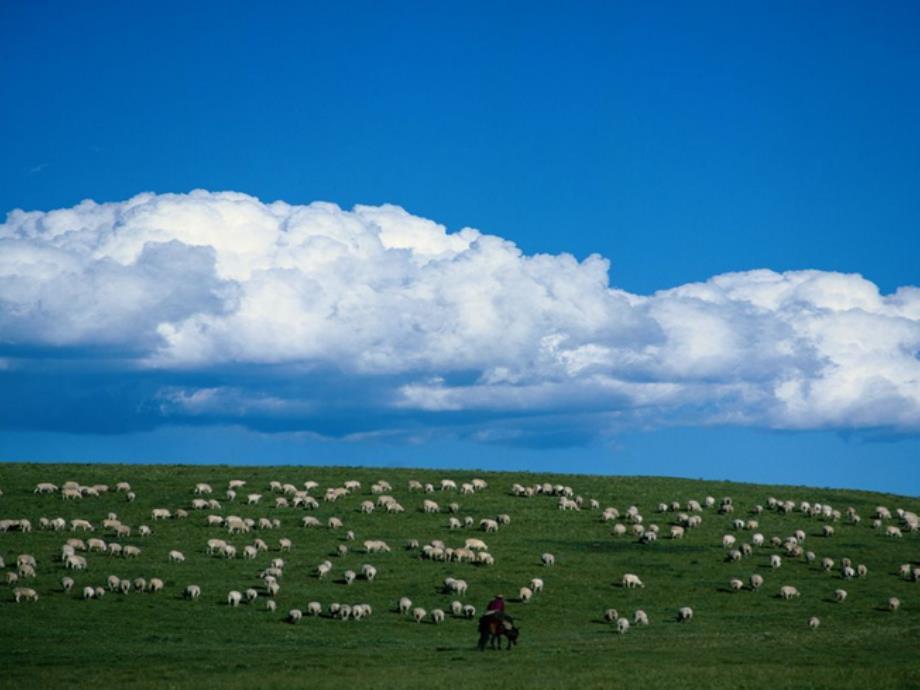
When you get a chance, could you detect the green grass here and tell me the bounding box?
[1,463,918,689]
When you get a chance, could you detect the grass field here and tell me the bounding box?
[0,462,918,689]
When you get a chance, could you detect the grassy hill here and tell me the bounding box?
[0,462,918,689]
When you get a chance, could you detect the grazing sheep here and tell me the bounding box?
[770,555,782,569]
[265,600,277,612]
[364,540,391,554]
[168,550,185,563]
[398,597,413,615]
[61,576,75,592]
[451,600,464,616]
[634,609,649,625]
[148,578,164,593]
[431,608,445,624]
[834,589,847,602]
[677,607,694,622]
[888,597,901,612]
[822,557,835,572]
[133,578,147,592]
[480,519,499,533]
[857,564,868,578]
[750,574,764,590]
[13,587,38,603]
[288,609,303,623]
[808,616,820,630]
[361,565,377,582]
[616,618,630,634]
[541,553,556,567]
[307,601,322,616]
[779,585,801,600]
[729,578,744,591]
[519,587,533,603]
[621,573,644,589]
[530,578,544,594]
[83,586,96,600]
[184,585,201,600]
[465,538,489,552]
[463,604,476,618]
[412,607,427,623]
[842,566,856,579]
[344,570,356,585]
[228,591,243,607]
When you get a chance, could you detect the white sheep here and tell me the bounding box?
[168,550,185,563]
[307,601,322,616]
[184,585,201,600]
[834,589,847,602]
[808,616,820,630]
[463,604,476,618]
[451,600,464,616]
[530,578,544,593]
[288,608,303,623]
[13,587,38,603]
[779,585,800,600]
[148,578,164,593]
[770,555,782,569]
[634,609,649,625]
[888,597,901,612]
[541,553,556,567]
[519,586,533,603]
[729,578,744,591]
[431,608,445,624]
[83,586,96,600]
[361,564,377,582]
[621,573,644,589]
[228,590,243,607]
[61,576,75,592]
[677,606,693,622]
[616,617,630,634]
[604,608,619,623]
[344,570,356,585]
[265,600,277,612]
[398,597,413,615]
[412,607,427,623]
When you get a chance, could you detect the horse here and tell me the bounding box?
[478,613,520,651]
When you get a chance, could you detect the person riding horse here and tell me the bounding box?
[478,594,519,650]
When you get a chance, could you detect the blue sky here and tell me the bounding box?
[1,2,919,494]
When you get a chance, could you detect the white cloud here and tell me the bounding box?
[1,190,919,435]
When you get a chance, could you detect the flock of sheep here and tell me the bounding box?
[1,473,918,641]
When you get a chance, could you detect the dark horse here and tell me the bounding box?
[478,613,520,651]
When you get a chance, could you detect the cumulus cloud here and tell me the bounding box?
[1,190,918,440]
